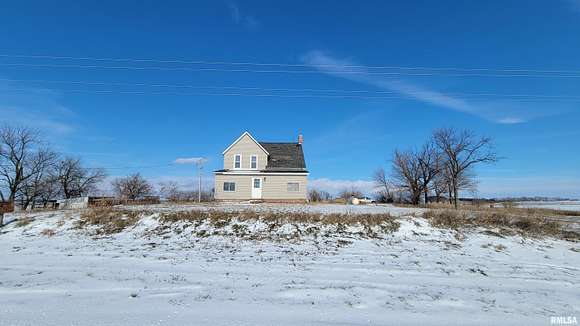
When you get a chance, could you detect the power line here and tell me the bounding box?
[0,162,179,170]
[0,77,401,94]
[1,85,580,102]
[2,77,580,99]
[85,163,177,170]
[1,53,580,75]
[1,62,580,78]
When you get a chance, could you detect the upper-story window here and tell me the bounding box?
[250,155,257,169]
[234,154,241,169]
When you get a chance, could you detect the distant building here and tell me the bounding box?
[214,131,308,202]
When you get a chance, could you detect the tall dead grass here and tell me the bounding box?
[77,207,145,235]
[158,209,397,227]
[158,209,400,239]
[76,208,400,238]
[424,209,567,239]
[426,202,580,217]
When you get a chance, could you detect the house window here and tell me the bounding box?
[287,182,299,192]
[253,178,261,188]
[250,155,257,169]
[234,154,241,169]
[223,182,236,192]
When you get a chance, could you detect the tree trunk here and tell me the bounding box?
[0,213,4,227]
[447,185,453,204]
[453,183,459,209]
[423,188,429,206]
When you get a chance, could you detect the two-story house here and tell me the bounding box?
[214,131,308,202]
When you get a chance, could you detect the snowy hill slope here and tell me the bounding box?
[0,205,578,326]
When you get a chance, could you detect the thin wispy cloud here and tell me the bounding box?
[302,50,537,124]
[0,79,76,135]
[227,1,259,29]
[174,157,208,165]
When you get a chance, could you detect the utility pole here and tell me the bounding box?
[195,159,205,203]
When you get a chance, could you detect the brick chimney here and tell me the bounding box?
[298,134,303,145]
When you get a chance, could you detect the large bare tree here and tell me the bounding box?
[18,150,59,210]
[0,126,57,223]
[112,173,152,200]
[373,168,392,202]
[391,149,423,205]
[433,128,498,209]
[56,157,106,199]
[416,141,440,205]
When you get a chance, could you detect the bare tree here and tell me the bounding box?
[433,128,498,209]
[308,189,332,202]
[373,168,393,202]
[18,150,58,209]
[432,166,449,203]
[56,157,106,199]
[1,126,42,201]
[338,187,364,201]
[112,173,152,200]
[391,149,423,205]
[158,181,181,201]
[416,141,441,205]
[37,173,60,208]
[0,126,57,222]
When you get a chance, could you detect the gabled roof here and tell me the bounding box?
[259,142,306,171]
[222,131,269,155]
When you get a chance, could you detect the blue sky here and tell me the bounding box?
[1,0,579,198]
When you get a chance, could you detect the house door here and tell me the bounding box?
[251,178,262,199]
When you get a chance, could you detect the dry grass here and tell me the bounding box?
[76,207,144,235]
[76,208,400,239]
[426,201,580,217]
[40,228,56,237]
[424,209,568,239]
[159,209,397,227]
[158,209,400,239]
[15,216,34,227]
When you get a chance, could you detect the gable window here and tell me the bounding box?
[250,155,257,169]
[234,154,241,169]
[287,182,299,192]
[223,182,236,192]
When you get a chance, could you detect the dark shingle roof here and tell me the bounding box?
[259,142,307,172]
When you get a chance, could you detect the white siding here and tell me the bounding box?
[223,134,268,170]
[214,173,307,201]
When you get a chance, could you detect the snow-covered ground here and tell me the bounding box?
[1,204,578,326]
[517,200,580,212]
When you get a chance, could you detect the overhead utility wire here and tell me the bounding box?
[1,78,580,100]
[1,53,579,75]
[1,62,580,78]
[1,87,580,102]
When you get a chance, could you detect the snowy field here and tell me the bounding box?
[517,200,580,212]
[1,204,578,326]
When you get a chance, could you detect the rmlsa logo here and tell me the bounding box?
[551,316,578,325]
